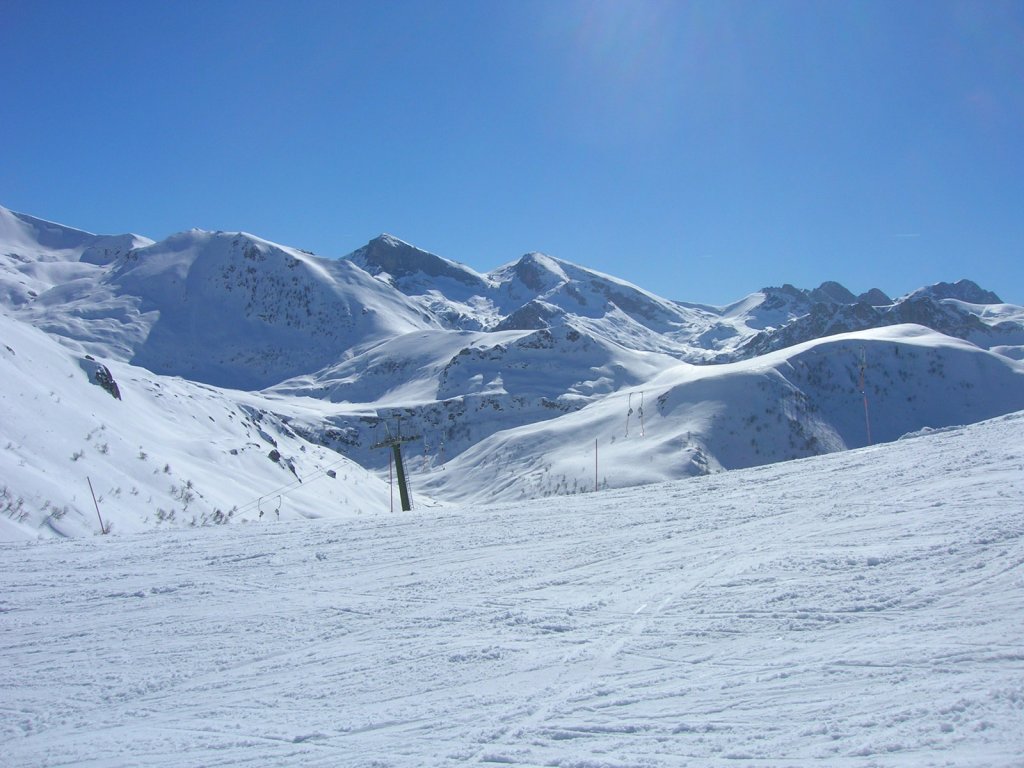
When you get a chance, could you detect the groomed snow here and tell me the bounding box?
[2,411,1023,766]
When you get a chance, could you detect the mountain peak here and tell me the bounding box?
[495,252,570,293]
[911,279,1002,305]
[1,205,99,253]
[347,234,485,289]
[858,288,892,306]
[369,233,412,249]
[808,281,856,305]
[0,205,153,265]
[759,281,889,310]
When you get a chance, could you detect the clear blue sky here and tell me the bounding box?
[2,0,1022,305]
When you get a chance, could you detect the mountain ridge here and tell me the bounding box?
[3,202,1024,537]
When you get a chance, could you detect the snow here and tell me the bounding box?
[3,203,1024,765]
[104,230,443,389]
[2,411,1023,766]
[5,201,1024,534]
[417,325,1024,503]
[0,311,393,540]
[0,206,98,255]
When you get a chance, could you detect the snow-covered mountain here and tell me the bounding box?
[3,202,1024,538]
[7,221,442,389]
[417,325,1024,502]
[733,279,1024,361]
[0,205,152,309]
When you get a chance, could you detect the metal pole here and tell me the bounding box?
[87,476,107,534]
[594,438,598,492]
[371,416,420,513]
[393,444,413,511]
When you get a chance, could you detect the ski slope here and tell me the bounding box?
[2,411,1022,766]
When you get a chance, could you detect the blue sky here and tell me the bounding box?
[2,0,1022,304]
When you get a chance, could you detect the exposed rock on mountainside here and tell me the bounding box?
[909,279,1002,305]
[734,284,1011,361]
[80,355,121,400]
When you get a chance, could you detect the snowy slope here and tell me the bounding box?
[418,325,1024,502]
[0,205,151,308]
[0,205,151,266]
[116,231,444,389]
[2,411,1022,766]
[0,311,394,541]
[265,322,683,474]
[31,230,439,389]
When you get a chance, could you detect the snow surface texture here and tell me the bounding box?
[2,412,1023,766]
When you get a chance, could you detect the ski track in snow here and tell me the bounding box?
[2,414,1024,767]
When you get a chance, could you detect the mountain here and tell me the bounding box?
[349,233,487,291]
[347,234,494,330]
[416,325,1024,502]
[731,279,1023,361]
[113,230,444,389]
[8,224,442,389]
[345,236,719,352]
[3,202,1024,539]
[907,278,1002,305]
[0,206,152,308]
